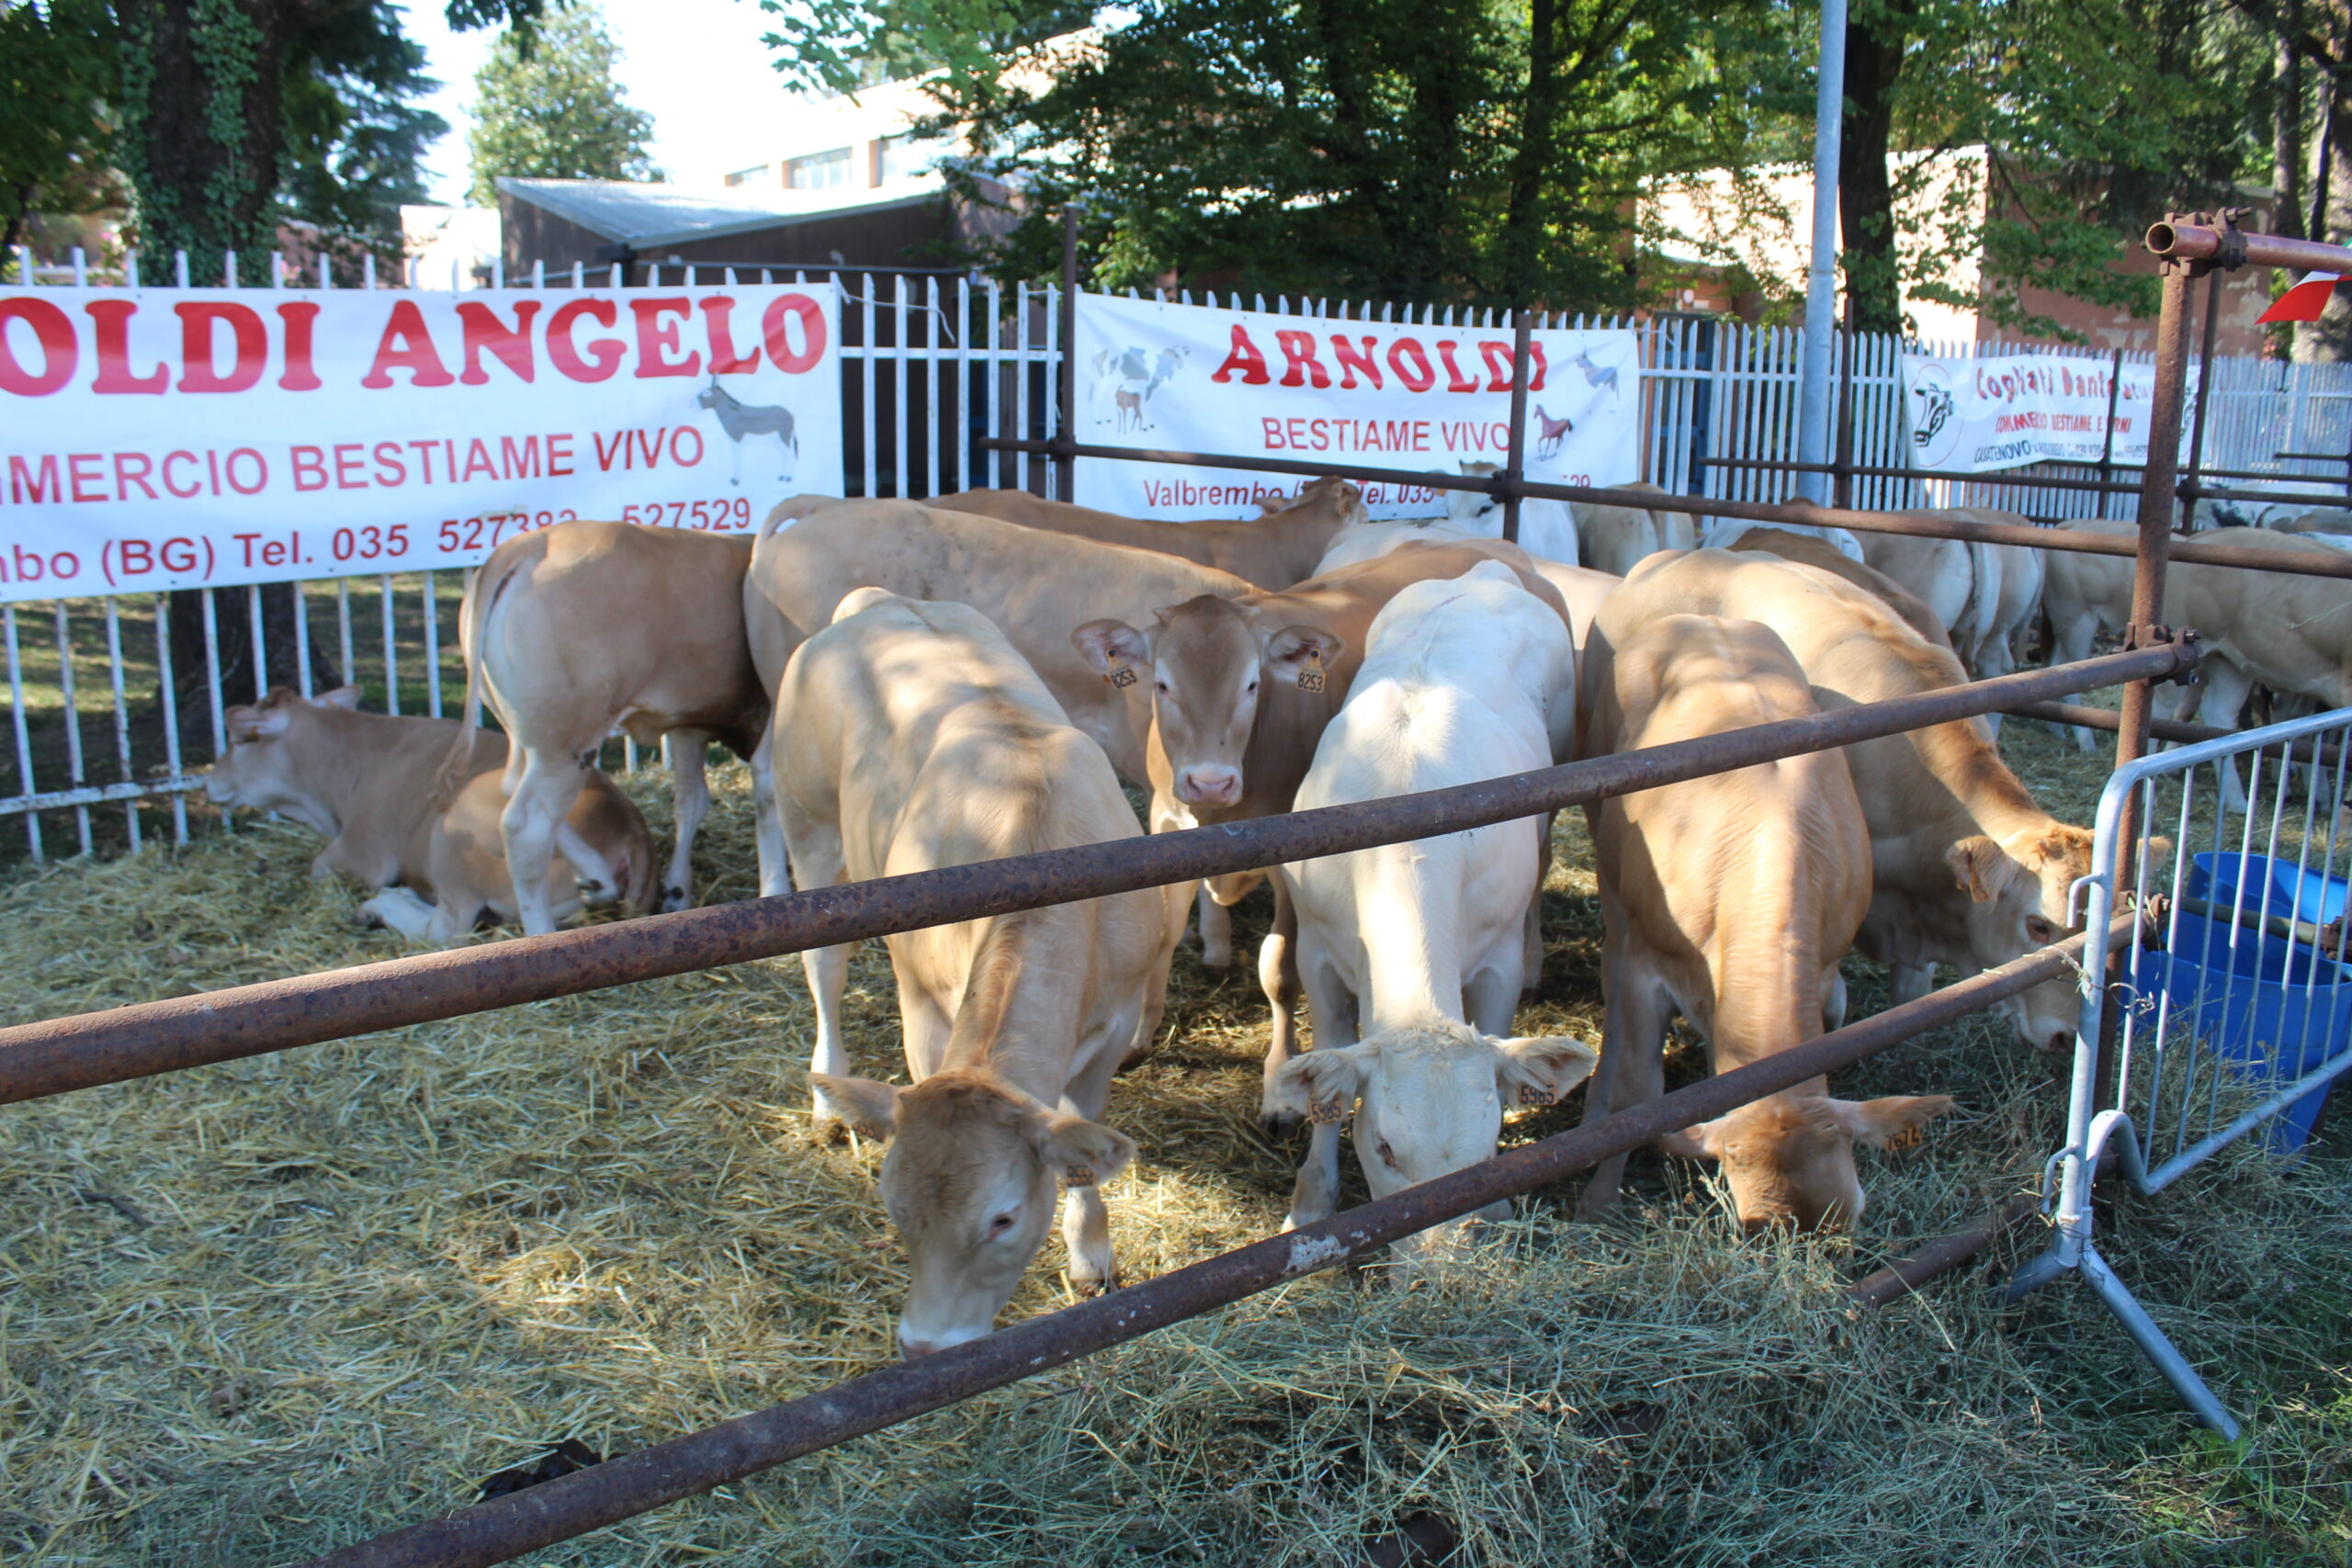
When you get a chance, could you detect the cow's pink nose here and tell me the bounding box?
[1179,766,1241,806]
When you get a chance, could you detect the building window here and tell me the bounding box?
[876,133,944,184]
[723,164,772,187]
[786,147,854,191]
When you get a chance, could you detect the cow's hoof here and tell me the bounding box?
[1069,1269,1119,1299]
[1199,951,1233,976]
[1259,1108,1303,1139]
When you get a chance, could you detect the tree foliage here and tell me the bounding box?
[466,6,660,204]
[904,0,1797,309]
[0,0,120,254]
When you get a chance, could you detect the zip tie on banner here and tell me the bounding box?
[834,288,963,346]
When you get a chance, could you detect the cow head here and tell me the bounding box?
[1446,461,1503,530]
[808,1068,1135,1359]
[1268,1021,1596,1263]
[204,686,364,834]
[1660,1090,1955,1232]
[1072,597,1344,810]
[1946,823,2104,1053]
[1259,476,1368,528]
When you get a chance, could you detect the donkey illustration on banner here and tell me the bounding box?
[696,379,798,486]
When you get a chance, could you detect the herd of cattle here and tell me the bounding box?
[198,476,2352,1356]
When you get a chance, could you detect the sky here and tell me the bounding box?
[401,0,802,205]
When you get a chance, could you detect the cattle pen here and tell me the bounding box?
[5,213,2352,1563]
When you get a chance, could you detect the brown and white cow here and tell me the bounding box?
[447,521,766,935]
[777,590,1181,1357]
[1072,539,1574,1127]
[1575,607,1952,1229]
[1315,523,1623,657]
[209,686,655,942]
[1619,548,2098,1053]
[926,476,1367,589]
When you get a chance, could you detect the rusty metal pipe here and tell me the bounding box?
[973,438,2352,580]
[2146,220,2352,276]
[298,919,2131,1568]
[1700,454,2352,511]
[0,644,2197,1106]
[1846,1194,2044,1309]
[2004,702,2351,767]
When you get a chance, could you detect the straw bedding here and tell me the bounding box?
[3,728,2347,1564]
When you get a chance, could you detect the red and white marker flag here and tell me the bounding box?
[2258,272,2343,323]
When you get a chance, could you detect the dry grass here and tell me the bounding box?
[1,734,2347,1565]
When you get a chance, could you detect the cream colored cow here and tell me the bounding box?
[1857,515,2046,684]
[1619,549,2098,1053]
[1269,564,1596,1256]
[928,476,1366,589]
[779,590,1182,1358]
[1576,607,1952,1228]
[208,686,654,942]
[447,521,766,934]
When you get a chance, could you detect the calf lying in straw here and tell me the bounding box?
[206,687,655,942]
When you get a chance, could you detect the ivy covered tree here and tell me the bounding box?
[466,6,659,203]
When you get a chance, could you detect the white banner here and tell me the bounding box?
[1901,351,2197,474]
[0,281,842,604]
[1072,294,1642,519]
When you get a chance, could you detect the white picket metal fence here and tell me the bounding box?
[9,245,2352,859]
[2006,705,2352,1434]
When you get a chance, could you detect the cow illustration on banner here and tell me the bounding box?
[0,281,844,604]
[1073,293,1642,520]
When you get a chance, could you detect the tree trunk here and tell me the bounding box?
[1499,0,1563,307]
[1838,0,1911,336]
[165,584,343,750]
[117,0,290,283]
[2278,0,2306,242]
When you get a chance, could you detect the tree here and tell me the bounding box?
[466,6,660,204]
[0,0,120,254]
[881,0,1789,310]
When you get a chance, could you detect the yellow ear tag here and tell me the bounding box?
[1296,649,1326,694]
[1516,1084,1557,1107]
[1306,1094,1348,1124]
[1106,660,1137,689]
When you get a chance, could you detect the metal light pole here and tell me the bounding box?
[1794,0,1847,504]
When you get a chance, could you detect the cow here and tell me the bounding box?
[208,686,655,942]
[1442,461,1581,564]
[1575,605,1951,1228]
[926,476,1368,590]
[1269,564,1596,1254]
[1571,482,1702,577]
[1726,527,1956,653]
[778,590,1181,1357]
[1617,548,2098,1054]
[1071,539,1575,1128]
[1314,523,1623,651]
[744,497,1254,965]
[1856,517,2046,686]
[2278,508,2352,535]
[1701,515,1867,563]
[445,520,767,935]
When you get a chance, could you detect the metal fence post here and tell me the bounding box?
[1502,310,1532,545]
[1056,208,1078,502]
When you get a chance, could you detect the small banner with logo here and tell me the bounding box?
[1899,351,2197,476]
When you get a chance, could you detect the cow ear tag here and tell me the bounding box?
[1104,659,1137,689]
[1517,1084,1556,1107]
[1306,1094,1348,1124]
[1296,649,1326,694]
[1060,1164,1098,1188]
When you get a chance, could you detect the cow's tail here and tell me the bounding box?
[435,542,526,807]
